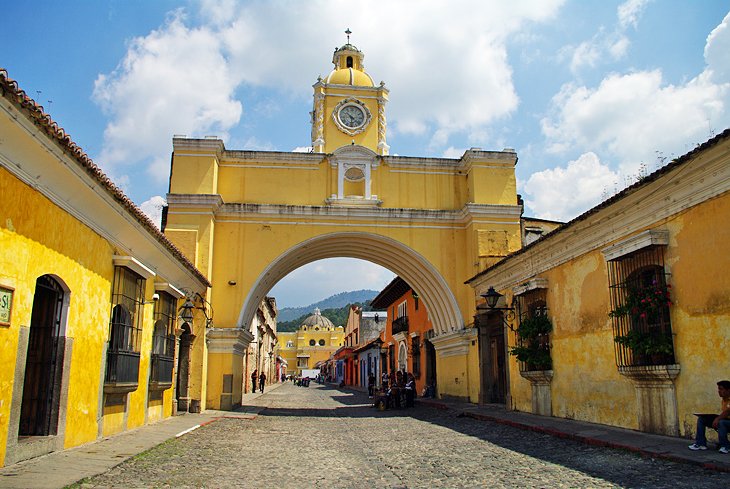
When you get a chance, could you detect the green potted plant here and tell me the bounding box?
[509,315,552,371]
[614,329,674,365]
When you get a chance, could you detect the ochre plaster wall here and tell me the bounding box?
[506,190,730,435]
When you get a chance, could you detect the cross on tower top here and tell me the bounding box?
[345,28,352,44]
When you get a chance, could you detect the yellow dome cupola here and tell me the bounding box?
[311,29,389,156]
[325,42,374,87]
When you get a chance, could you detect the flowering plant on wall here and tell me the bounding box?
[608,279,672,323]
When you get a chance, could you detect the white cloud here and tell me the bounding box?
[292,146,312,153]
[268,258,396,308]
[617,0,651,29]
[93,10,242,183]
[139,195,166,228]
[93,0,566,187]
[522,152,618,221]
[564,0,650,74]
[531,11,730,221]
[442,146,466,159]
[705,12,730,84]
[542,13,730,174]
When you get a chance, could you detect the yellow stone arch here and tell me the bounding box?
[163,40,523,409]
[236,232,461,336]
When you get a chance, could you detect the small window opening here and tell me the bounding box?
[346,56,353,68]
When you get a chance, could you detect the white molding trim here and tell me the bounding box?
[512,278,549,297]
[429,328,476,357]
[206,328,253,356]
[154,282,185,299]
[601,229,669,261]
[113,255,156,279]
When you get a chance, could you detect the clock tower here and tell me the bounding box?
[311,34,389,155]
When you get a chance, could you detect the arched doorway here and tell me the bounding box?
[19,275,66,436]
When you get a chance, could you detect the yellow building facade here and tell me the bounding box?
[468,130,730,438]
[164,41,523,408]
[278,309,345,377]
[0,70,209,467]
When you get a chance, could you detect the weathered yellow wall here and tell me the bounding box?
[506,190,730,435]
[147,398,164,424]
[437,353,470,400]
[102,404,126,437]
[0,167,114,458]
[1,163,183,462]
[667,192,730,436]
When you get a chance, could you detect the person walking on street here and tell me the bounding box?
[250,370,258,394]
[259,371,267,393]
[405,373,416,407]
[368,371,376,398]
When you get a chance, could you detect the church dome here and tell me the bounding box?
[325,68,374,87]
[301,308,335,329]
[325,43,374,87]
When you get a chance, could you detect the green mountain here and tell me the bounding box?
[276,289,379,332]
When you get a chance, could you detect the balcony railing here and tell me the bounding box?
[392,316,409,335]
[150,353,174,387]
[104,349,140,392]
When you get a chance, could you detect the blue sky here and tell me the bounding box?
[3,1,730,307]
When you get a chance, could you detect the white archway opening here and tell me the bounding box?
[236,232,462,337]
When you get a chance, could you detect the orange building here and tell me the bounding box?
[371,277,437,396]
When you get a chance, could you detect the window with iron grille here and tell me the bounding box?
[608,246,674,367]
[511,288,552,372]
[105,266,144,386]
[150,291,176,386]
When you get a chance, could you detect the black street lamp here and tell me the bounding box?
[178,290,213,327]
[479,286,516,331]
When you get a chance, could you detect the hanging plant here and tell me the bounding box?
[509,314,552,371]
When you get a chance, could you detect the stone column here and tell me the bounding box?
[520,370,553,416]
[619,364,681,435]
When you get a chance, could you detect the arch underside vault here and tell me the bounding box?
[236,232,463,337]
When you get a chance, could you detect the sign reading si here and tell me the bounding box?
[0,286,13,326]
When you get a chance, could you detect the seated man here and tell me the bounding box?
[689,380,730,454]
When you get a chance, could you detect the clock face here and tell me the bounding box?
[339,105,365,129]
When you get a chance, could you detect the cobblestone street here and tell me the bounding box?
[78,383,727,489]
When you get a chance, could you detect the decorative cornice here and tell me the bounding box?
[324,197,383,207]
[172,137,225,155]
[154,282,185,299]
[520,369,554,385]
[166,194,224,212]
[429,328,477,357]
[206,328,253,356]
[512,278,549,297]
[112,255,156,279]
[213,202,520,227]
[618,364,680,385]
[601,229,669,261]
